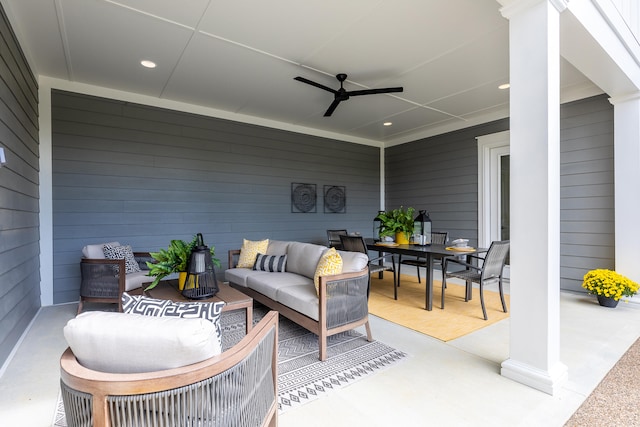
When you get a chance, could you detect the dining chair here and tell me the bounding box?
[339,234,398,299]
[397,231,449,286]
[441,240,510,320]
[326,229,348,249]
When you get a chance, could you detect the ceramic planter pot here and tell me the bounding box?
[597,295,619,308]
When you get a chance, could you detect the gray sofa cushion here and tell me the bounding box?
[285,242,327,279]
[266,240,290,255]
[276,284,319,320]
[247,272,312,300]
[225,267,264,287]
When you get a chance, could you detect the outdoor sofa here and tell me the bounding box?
[226,240,371,361]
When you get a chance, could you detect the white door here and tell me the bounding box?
[477,131,510,275]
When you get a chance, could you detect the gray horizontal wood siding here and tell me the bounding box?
[0,5,40,366]
[560,95,614,292]
[385,119,510,248]
[52,91,380,304]
[385,95,615,293]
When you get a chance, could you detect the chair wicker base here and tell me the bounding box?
[60,312,279,427]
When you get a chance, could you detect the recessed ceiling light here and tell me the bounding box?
[498,83,510,90]
[140,60,157,69]
[383,122,393,126]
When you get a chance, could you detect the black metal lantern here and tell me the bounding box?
[413,210,432,245]
[182,233,219,299]
[373,210,384,242]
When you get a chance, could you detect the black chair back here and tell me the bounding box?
[327,229,348,248]
[339,235,368,254]
[431,231,448,245]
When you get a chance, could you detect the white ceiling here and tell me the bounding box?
[3,0,600,146]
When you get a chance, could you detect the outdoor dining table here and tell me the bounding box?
[365,238,488,311]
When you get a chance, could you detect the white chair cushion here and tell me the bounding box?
[124,271,153,291]
[63,311,219,374]
[121,293,225,354]
[81,241,120,259]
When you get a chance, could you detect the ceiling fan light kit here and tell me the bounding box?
[294,73,403,117]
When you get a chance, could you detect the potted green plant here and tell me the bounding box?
[582,268,639,307]
[146,235,221,290]
[376,206,415,244]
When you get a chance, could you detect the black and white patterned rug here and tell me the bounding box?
[53,305,408,425]
[244,306,408,413]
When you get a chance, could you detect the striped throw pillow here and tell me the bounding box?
[253,253,287,272]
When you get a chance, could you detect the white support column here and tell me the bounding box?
[499,0,568,395]
[39,83,53,306]
[609,93,640,300]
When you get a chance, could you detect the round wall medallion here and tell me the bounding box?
[292,183,316,213]
[324,186,346,213]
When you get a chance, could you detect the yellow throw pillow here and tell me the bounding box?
[237,239,270,268]
[314,247,343,296]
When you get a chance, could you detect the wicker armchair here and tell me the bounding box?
[79,242,156,313]
[60,311,279,427]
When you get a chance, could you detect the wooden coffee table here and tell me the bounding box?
[145,279,254,333]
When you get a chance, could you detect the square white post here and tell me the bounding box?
[610,94,640,301]
[499,0,568,395]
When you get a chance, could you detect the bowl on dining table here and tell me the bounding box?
[451,238,469,248]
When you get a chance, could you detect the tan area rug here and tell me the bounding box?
[368,273,510,341]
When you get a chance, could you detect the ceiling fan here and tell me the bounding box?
[294,73,403,117]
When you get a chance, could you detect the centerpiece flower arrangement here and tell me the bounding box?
[581,269,639,302]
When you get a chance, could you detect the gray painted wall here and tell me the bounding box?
[560,95,614,292]
[385,95,614,292]
[0,6,40,365]
[385,119,510,248]
[52,90,381,304]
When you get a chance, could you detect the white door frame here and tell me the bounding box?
[477,130,510,275]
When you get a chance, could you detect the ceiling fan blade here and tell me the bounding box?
[294,76,338,94]
[348,87,403,96]
[323,99,342,117]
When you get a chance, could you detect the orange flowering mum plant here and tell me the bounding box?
[582,269,639,301]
